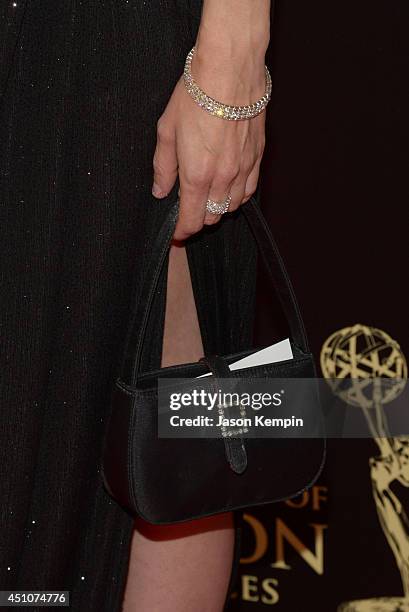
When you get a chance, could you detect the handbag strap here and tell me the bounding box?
[242,196,309,352]
[119,196,309,384]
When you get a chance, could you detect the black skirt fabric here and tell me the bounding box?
[0,2,258,610]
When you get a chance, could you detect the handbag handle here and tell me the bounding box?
[119,194,309,385]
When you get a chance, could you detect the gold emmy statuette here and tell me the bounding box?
[321,324,408,612]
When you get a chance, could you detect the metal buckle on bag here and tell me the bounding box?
[217,398,249,438]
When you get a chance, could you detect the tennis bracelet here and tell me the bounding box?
[183,46,272,121]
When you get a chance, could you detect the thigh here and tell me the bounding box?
[161,241,204,367]
[123,512,235,612]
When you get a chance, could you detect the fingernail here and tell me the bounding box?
[152,183,164,197]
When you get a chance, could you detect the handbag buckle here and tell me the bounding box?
[217,398,249,438]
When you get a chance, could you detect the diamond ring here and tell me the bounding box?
[205,194,232,215]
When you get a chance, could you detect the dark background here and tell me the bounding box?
[233,1,409,609]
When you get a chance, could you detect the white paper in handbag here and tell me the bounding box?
[196,338,293,378]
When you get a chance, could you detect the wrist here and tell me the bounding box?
[195,25,270,65]
[196,0,270,59]
[190,39,269,106]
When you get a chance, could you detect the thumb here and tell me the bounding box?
[152,124,178,198]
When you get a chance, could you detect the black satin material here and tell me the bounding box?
[103,345,325,524]
[102,195,326,525]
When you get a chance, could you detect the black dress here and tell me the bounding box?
[0,1,258,610]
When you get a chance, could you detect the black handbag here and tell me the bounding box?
[101,195,326,524]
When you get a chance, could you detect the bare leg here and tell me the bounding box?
[122,241,235,612]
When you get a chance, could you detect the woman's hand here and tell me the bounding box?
[151,0,271,241]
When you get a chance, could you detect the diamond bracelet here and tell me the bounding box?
[183,46,272,121]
